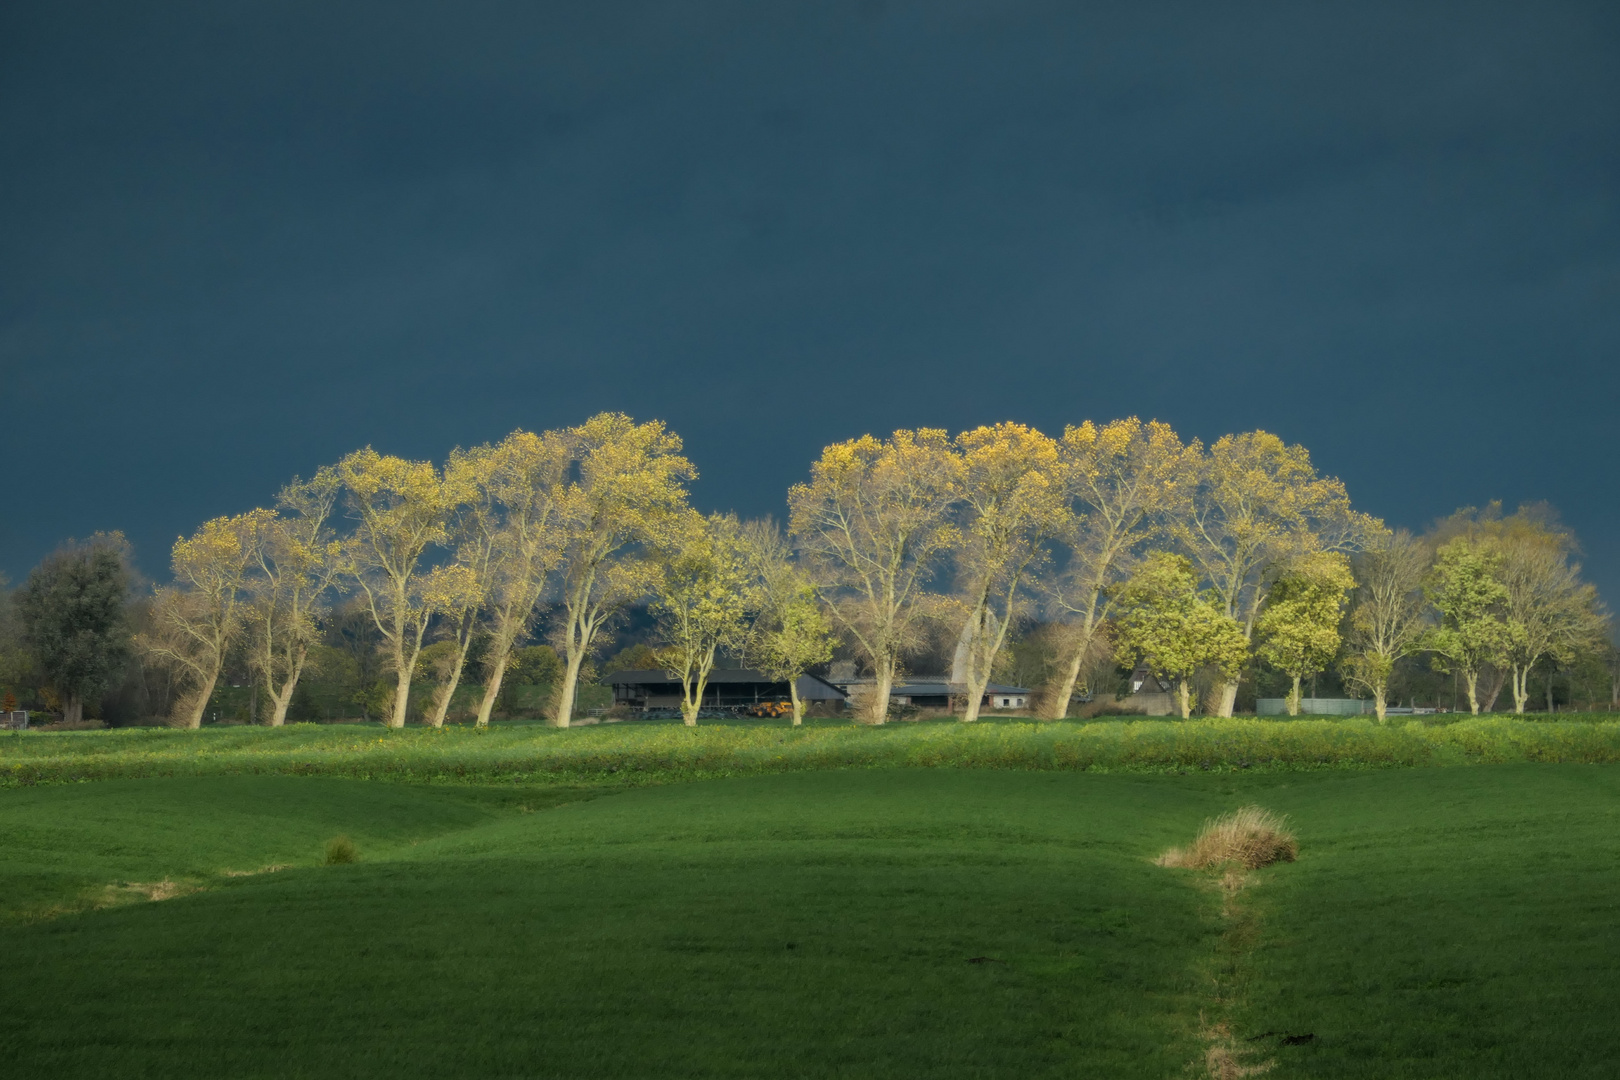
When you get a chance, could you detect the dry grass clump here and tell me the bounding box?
[1157,806,1298,871]
[323,836,359,865]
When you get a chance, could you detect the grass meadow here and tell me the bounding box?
[2,715,1618,1077]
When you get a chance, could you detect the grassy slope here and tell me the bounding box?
[1232,764,1620,1078]
[0,776,586,919]
[0,771,1216,1079]
[1,766,1617,1078]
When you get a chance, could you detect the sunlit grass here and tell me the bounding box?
[4,713,1620,788]
[1,765,1616,1078]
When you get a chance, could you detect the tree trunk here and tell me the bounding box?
[266,658,305,727]
[475,648,512,728]
[1546,672,1555,715]
[1214,680,1238,718]
[1373,684,1388,724]
[789,679,803,727]
[1287,675,1301,716]
[65,693,83,726]
[1464,669,1481,715]
[379,618,413,728]
[556,647,585,728]
[1176,678,1191,719]
[182,668,220,729]
[869,659,894,724]
[1045,636,1090,720]
[388,675,410,727]
[960,675,984,723]
[1482,667,1507,712]
[1045,590,1103,720]
[427,643,471,728]
[681,668,702,726]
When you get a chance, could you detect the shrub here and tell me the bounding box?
[1157,806,1297,870]
[1082,701,1147,718]
[323,836,359,865]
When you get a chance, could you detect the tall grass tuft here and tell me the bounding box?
[323,836,358,865]
[1158,806,1297,870]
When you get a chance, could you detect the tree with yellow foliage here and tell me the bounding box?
[1426,537,1510,715]
[1112,551,1248,719]
[462,430,571,728]
[1043,418,1195,718]
[552,414,695,727]
[1255,550,1355,715]
[789,429,960,723]
[147,511,271,728]
[952,423,1065,722]
[1342,529,1432,722]
[1175,431,1375,717]
[415,562,483,726]
[336,448,457,728]
[651,512,755,726]
[1490,513,1608,714]
[742,519,835,726]
[243,469,342,727]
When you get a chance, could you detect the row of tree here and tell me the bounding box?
[4,414,1612,729]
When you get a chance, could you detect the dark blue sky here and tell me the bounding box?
[3,2,1618,606]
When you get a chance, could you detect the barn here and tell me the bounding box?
[609,669,848,711]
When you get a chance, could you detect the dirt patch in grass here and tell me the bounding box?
[1202,1020,1275,1079]
[94,878,204,908]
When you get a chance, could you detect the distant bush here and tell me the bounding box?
[600,644,659,677]
[507,646,563,686]
[1081,701,1148,718]
[323,836,358,865]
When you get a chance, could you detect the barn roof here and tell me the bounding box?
[608,669,848,700]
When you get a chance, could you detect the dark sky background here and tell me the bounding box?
[3,2,1618,610]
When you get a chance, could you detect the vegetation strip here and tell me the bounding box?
[5,715,1620,787]
[1160,807,1300,1078]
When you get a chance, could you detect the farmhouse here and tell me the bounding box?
[609,669,849,711]
[1123,664,1175,715]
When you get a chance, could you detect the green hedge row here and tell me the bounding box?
[5,714,1620,788]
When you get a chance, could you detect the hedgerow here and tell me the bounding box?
[4,714,1619,788]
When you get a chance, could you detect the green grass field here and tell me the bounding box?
[2,721,1618,1077]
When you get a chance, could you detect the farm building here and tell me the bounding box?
[1123,663,1176,715]
[824,671,1032,710]
[609,669,848,711]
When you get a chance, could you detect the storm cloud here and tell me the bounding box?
[3,2,1617,599]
